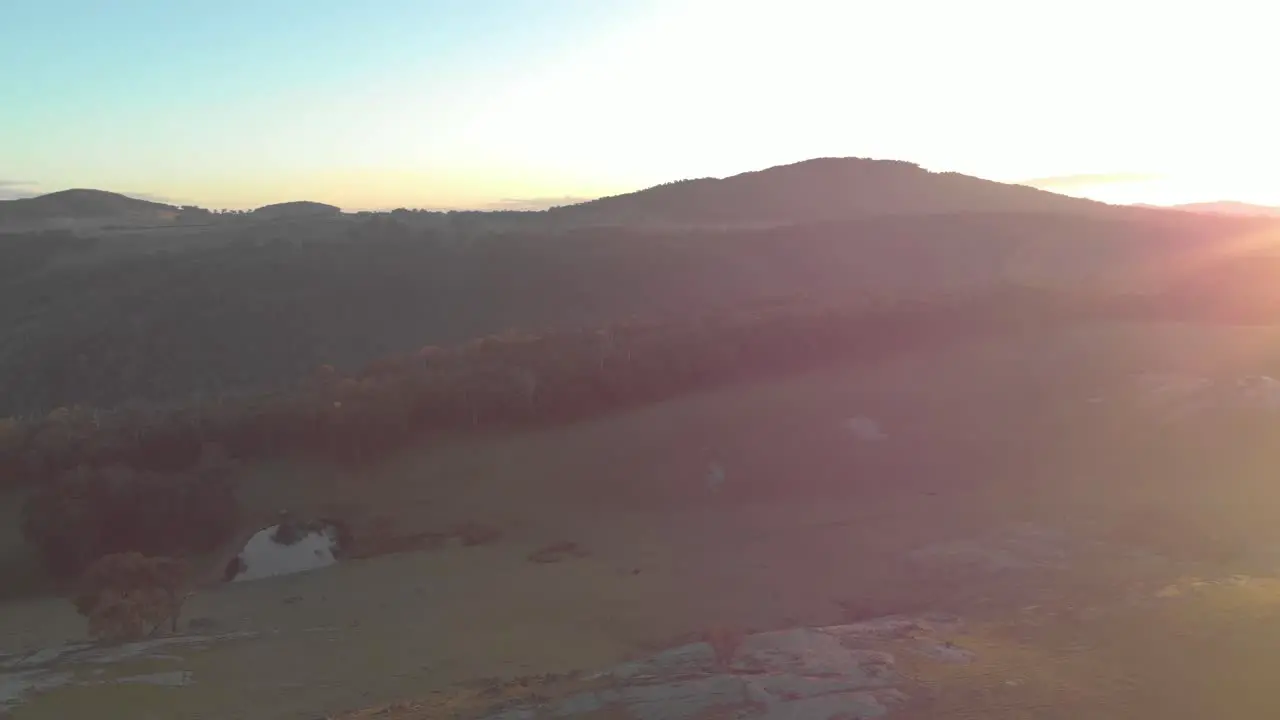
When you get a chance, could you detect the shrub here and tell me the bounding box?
[74,552,191,642]
[21,446,239,580]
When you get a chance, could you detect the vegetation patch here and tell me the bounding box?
[73,553,191,642]
[19,445,239,580]
[0,287,1101,491]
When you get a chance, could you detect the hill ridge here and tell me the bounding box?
[544,156,1120,227]
[0,188,178,230]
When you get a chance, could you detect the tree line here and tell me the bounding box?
[1,286,1101,488]
[3,283,1254,583]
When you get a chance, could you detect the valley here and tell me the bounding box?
[6,159,1280,719]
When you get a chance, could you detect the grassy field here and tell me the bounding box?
[6,321,1280,718]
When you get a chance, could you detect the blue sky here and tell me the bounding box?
[3,0,1277,209]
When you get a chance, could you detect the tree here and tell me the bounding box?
[176,205,213,224]
[74,552,191,642]
[21,454,239,580]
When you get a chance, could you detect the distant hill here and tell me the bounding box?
[3,208,1278,415]
[0,189,177,231]
[4,156,1280,414]
[1134,201,1280,218]
[543,157,1126,228]
[251,201,342,220]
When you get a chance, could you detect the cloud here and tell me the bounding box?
[479,195,596,211]
[0,180,39,201]
[1019,172,1162,190]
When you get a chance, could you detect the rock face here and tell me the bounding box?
[0,632,254,711]
[229,521,342,582]
[482,616,969,720]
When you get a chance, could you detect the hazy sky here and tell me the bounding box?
[3,0,1276,210]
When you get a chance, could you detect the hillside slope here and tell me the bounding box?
[2,208,1278,415]
[545,157,1124,227]
[0,189,178,230]
[251,201,342,219]
[1169,201,1280,217]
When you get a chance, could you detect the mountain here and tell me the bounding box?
[0,189,178,231]
[543,157,1127,228]
[251,201,342,220]
[0,159,1139,234]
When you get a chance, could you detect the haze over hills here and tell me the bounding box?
[1134,201,1280,218]
[3,156,1280,414]
[0,190,344,232]
[2,157,1135,233]
[10,157,1266,234]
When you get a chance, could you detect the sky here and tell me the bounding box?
[2,0,1277,210]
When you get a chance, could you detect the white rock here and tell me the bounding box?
[0,633,253,710]
[498,623,917,720]
[231,523,340,582]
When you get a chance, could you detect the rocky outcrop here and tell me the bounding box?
[477,615,970,720]
[226,517,344,583]
[1,632,255,711]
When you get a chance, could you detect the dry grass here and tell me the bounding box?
[333,580,1280,720]
[7,322,1280,717]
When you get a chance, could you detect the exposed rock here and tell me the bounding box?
[0,632,254,711]
[478,618,970,720]
[102,670,192,687]
[230,521,342,582]
[1,669,73,710]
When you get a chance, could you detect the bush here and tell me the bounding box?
[74,552,191,642]
[21,445,239,580]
